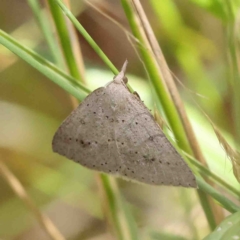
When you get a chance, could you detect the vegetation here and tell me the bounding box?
[0,1,239,239]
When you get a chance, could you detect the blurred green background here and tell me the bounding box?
[0,0,239,240]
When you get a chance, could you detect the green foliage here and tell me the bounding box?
[203,211,240,240]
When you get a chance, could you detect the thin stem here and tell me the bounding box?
[54,0,118,75]
[47,0,85,82]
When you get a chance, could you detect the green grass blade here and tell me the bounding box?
[47,0,83,81]
[54,0,118,75]
[196,177,240,213]
[100,175,139,240]
[203,211,240,240]
[121,0,192,155]
[0,30,90,100]
[186,154,240,198]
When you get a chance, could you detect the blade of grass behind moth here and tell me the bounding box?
[27,0,65,68]
[98,175,139,240]
[121,0,193,156]
[54,0,118,75]
[0,160,65,240]
[0,30,90,100]
[46,0,85,83]
[132,0,206,166]
[131,0,224,226]
[45,0,85,108]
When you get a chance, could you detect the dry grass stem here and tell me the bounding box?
[0,160,65,240]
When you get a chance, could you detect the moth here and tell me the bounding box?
[52,61,196,188]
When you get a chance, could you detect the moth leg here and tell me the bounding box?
[133,91,141,99]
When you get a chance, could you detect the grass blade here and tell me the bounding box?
[54,0,118,75]
[196,177,240,213]
[99,175,139,240]
[47,0,85,81]
[0,30,90,100]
